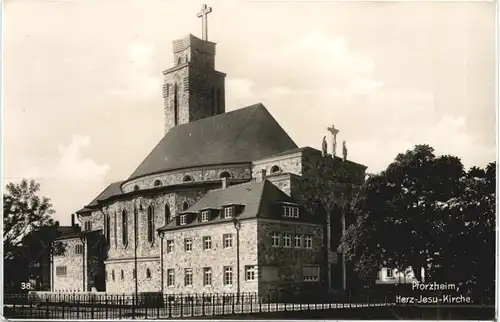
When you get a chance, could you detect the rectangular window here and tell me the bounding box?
[293,207,299,218]
[167,269,175,287]
[201,211,209,222]
[245,266,257,281]
[283,233,292,247]
[223,266,233,285]
[223,234,233,248]
[305,234,313,248]
[184,238,193,252]
[55,266,67,277]
[75,244,83,255]
[203,267,212,286]
[387,268,394,278]
[224,207,233,219]
[185,268,193,286]
[294,234,302,248]
[272,232,280,247]
[167,240,174,253]
[203,236,212,250]
[302,266,320,282]
[180,215,187,225]
[132,269,136,280]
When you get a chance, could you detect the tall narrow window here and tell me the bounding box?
[223,266,233,285]
[165,203,171,225]
[174,84,178,126]
[211,87,216,114]
[122,209,128,247]
[182,201,189,211]
[217,88,222,114]
[112,270,115,281]
[106,214,111,246]
[147,205,154,244]
[120,270,124,280]
[114,211,117,248]
[146,268,152,279]
[167,269,175,287]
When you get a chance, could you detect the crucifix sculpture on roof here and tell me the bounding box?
[197,4,213,41]
[327,125,340,158]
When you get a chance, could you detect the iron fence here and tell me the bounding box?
[4,292,392,319]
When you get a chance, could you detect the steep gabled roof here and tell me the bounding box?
[128,103,298,180]
[77,181,124,213]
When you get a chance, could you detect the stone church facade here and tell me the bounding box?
[50,10,366,297]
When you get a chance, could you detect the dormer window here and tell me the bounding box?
[133,185,139,191]
[224,207,233,219]
[283,206,299,218]
[154,180,162,187]
[180,215,187,225]
[182,175,193,182]
[201,211,210,222]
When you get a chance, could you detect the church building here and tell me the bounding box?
[50,5,367,298]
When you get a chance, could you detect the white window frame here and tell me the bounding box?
[387,268,394,278]
[224,207,233,219]
[203,267,212,286]
[283,206,299,218]
[180,215,187,225]
[185,268,193,286]
[201,211,209,222]
[294,234,302,248]
[184,238,193,252]
[283,233,292,247]
[203,236,212,250]
[271,232,279,247]
[305,234,313,248]
[245,265,257,281]
[223,234,233,248]
[166,240,174,253]
[167,269,175,287]
[292,207,299,218]
[303,266,320,282]
[223,266,233,285]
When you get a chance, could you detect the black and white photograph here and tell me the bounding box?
[2,0,497,320]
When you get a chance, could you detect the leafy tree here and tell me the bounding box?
[3,179,63,292]
[340,145,464,283]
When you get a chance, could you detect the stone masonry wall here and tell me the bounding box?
[256,220,326,296]
[53,238,85,292]
[162,220,258,294]
[252,154,303,179]
[105,259,161,294]
[122,165,251,193]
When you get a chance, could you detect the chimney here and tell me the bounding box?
[222,177,229,189]
[71,214,75,228]
[260,169,267,182]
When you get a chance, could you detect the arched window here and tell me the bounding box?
[120,270,124,280]
[165,203,171,225]
[146,268,152,279]
[132,269,136,280]
[219,171,232,179]
[122,209,128,247]
[154,179,162,187]
[106,214,111,246]
[182,201,189,211]
[182,175,193,182]
[185,55,189,63]
[177,56,182,65]
[133,185,139,191]
[147,205,154,244]
[270,165,281,174]
[112,270,115,282]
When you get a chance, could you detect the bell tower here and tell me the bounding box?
[162,4,226,134]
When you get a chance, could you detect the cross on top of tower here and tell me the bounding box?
[327,125,339,136]
[197,4,213,41]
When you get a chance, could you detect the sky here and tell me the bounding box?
[4,0,497,225]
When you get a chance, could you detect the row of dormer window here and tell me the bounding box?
[178,206,237,226]
[131,171,233,191]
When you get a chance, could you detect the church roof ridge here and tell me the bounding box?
[126,103,298,181]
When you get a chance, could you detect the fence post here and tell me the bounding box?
[212,294,216,316]
[191,295,194,316]
[250,293,253,313]
[202,293,205,316]
[180,294,184,318]
[45,299,49,319]
[168,295,172,318]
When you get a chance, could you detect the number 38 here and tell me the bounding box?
[21,282,32,290]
